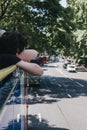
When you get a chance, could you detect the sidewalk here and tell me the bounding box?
[28,63,87,130]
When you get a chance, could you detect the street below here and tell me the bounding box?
[28,62,87,130]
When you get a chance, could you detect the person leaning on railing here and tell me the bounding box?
[0,31,43,76]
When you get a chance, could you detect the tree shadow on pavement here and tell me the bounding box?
[28,74,87,130]
[29,127,69,130]
[28,114,69,130]
[28,75,87,104]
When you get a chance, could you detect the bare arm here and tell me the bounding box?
[16,49,38,62]
[16,60,43,76]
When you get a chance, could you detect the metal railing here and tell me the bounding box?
[0,68,28,130]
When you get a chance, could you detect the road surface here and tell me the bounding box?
[28,62,87,130]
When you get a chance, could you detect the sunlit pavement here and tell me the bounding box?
[28,62,87,130]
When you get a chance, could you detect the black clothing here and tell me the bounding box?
[0,54,21,69]
[30,56,42,65]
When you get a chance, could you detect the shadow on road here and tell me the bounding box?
[29,127,69,130]
[27,75,87,129]
[28,75,87,104]
[28,114,69,130]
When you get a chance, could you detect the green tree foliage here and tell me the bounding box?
[68,0,87,65]
[0,0,11,20]
[0,0,72,56]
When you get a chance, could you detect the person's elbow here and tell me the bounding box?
[37,68,44,76]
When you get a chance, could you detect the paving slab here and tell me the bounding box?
[28,103,70,129]
[58,96,87,130]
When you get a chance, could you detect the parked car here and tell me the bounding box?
[67,64,76,72]
[63,61,71,69]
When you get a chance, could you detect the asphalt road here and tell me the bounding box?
[28,62,87,130]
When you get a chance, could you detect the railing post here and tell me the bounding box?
[24,72,28,130]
